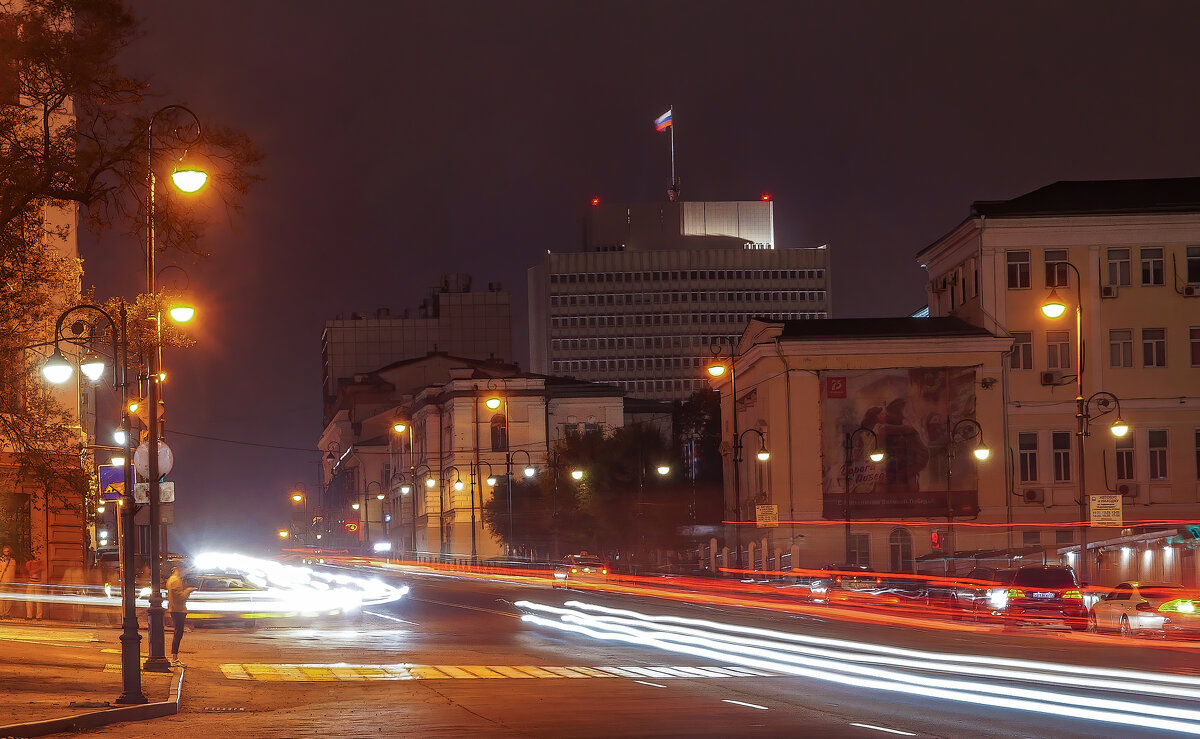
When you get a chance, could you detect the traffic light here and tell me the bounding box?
[931,530,946,551]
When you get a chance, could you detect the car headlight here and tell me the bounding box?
[988,588,1008,609]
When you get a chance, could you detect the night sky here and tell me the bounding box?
[79,2,1200,553]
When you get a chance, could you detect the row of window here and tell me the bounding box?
[1010,327,1200,369]
[550,312,826,330]
[553,357,706,373]
[1017,429,1199,484]
[552,334,736,352]
[615,379,707,394]
[549,269,826,286]
[549,290,826,308]
[1007,246,1200,289]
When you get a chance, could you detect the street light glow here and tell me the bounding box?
[392,422,407,433]
[113,429,127,446]
[485,397,502,410]
[524,466,536,478]
[171,167,208,193]
[41,349,73,384]
[400,484,411,495]
[656,465,670,475]
[376,493,385,500]
[80,352,105,381]
[110,456,125,467]
[351,502,360,510]
[868,451,885,463]
[756,450,771,462]
[1041,288,1068,319]
[973,444,991,461]
[425,478,436,488]
[707,363,728,378]
[1111,417,1130,437]
[168,303,195,323]
[453,480,464,491]
[276,529,289,539]
[291,493,303,502]
[486,476,497,486]
[571,469,584,480]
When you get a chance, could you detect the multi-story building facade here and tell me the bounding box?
[321,274,511,423]
[528,199,831,401]
[918,178,1200,586]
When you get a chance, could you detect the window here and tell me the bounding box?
[1055,529,1074,545]
[1018,433,1039,483]
[1189,246,1200,284]
[1044,249,1069,288]
[1007,251,1031,289]
[1142,328,1166,367]
[1106,248,1131,286]
[1109,329,1133,368]
[1047,331,1071,369]
[1115,435,1134,481]
[490,414,508,452]
[1149,430,1168,480]
[1010,332,1033,370]
[1191,327,1200,367]
[848,533,870,567]
[888,529,914,573]
[1052,431,1072,482]
[1023,531,1041,547]
[1141,247,1165,285]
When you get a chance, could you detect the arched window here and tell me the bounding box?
[889,528,914,573]
[490,414,508,452]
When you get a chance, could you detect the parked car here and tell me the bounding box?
[553,554,609,588]
[993,565,1088,630]
[810,564,888,605]
[946,567,1015,621]
[1089,582,1200,637]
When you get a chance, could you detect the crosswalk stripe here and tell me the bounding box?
[217,663,783,682]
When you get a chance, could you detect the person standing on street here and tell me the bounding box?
[0,545,17,618]
[166,565,196,665]
[24,557,44,620]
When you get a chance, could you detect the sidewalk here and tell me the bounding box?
[0,617,181,737]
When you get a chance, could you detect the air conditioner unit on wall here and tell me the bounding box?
[1185,285,1200,297]
[1116,482,1138,497]
[1101,285,1118,299]
[1023,488,1045,504]
[1040,370,1064,386]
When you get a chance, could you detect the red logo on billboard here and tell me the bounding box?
[826,376,847,399]
[343,521,359,533]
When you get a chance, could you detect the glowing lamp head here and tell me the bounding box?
[291,493,303,502]
[1041,288,1068,319]
[485,397,502,411]
[570,469,584,480]
[127,401,140,414]
[400,484,412,495]
[707,363,728,378]
[1110,417,1130,437]
[524,466,536,478]
[80,352,105,382]
[425,477,436,488]
[97,505,106,514]
[756,450,771,462]
[868,451,886,463]
[377,493,385,500]
[392,422,407,433]
[168,303,195,323]
[973,443,991,461]
[171,166,208,193]
[277,529,289,539]
[110,456,125,467]
[113,429,127,446]
[656,465,670,476]
[41,348,73,385]
[453,480,464,491]
[486,476,497,487]
[351,502,360,511]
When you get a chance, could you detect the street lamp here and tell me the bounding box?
[945,419,990,571]
[1041,262,1131,582]
[142,105,208,673]
[41,302,144,704]
[843,427,884,565]
[465,461,496,562]
[502,449,533,557]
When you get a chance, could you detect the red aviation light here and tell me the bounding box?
[591,197,600,206]
[760,193,771,202]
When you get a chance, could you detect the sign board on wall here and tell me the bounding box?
[755,505,779,528]
[1090,495,1123,527]
[133,481,175,503]
[820,367,980,520]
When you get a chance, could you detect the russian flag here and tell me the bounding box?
[654,108,673,132]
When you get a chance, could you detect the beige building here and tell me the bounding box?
[918,178,1200,586]
[528,199,831,402]
[319,353,625,559]
[709,317,1011,572]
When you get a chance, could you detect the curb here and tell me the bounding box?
[0,665,184,738]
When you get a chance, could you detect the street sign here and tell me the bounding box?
[134,440,174,478]
[99,465,124,501]
[1090,494,1123,527]
[755,504,779,528]
[133,481,175,504]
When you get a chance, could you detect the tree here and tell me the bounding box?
[0,0,260,554]
[674,387,724,523]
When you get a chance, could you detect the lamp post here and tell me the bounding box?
[364,480,385,554]
[143,104,207,673]
[946,419,990,573]
[391,421,417,554]
[322,441,342,546]
[468,461,496,562]
[1041,264,1130,583]
[441,467,467,555]
[41,303,144,704]
[636,455,670,568]
[842,427,884,565]
[706,340,746,567]
[413,464,436,556]
[289,484,307,545]
[501,450,535,557]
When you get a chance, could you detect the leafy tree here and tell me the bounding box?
[674,387,724,523]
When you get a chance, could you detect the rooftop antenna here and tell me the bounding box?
[655,106,678,201]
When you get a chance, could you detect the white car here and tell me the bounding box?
[1089,582,1200,637]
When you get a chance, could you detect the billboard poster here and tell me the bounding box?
[821,367,979,520]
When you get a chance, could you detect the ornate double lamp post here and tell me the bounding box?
[842,427,884,565]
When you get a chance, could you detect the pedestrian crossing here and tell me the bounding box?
[215,663,781,682]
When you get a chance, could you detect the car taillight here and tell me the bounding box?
[1007,588,1026,598]
[1063,590,1083,599]
[875,577,882,585]
[1158,599,1198,614]
[834,576,842,584]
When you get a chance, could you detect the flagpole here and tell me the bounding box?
[668,105,678,201]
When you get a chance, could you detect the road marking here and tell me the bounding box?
[634,680,667,688]
[363,609,417,625]
[408,596,519,619]
[219,663,783,682]
[723,699,769,710]
[849,723,916,736]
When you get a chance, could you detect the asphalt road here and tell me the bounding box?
[79,569,1200,737]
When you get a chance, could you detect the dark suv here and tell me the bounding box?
[996,565,1087,630]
